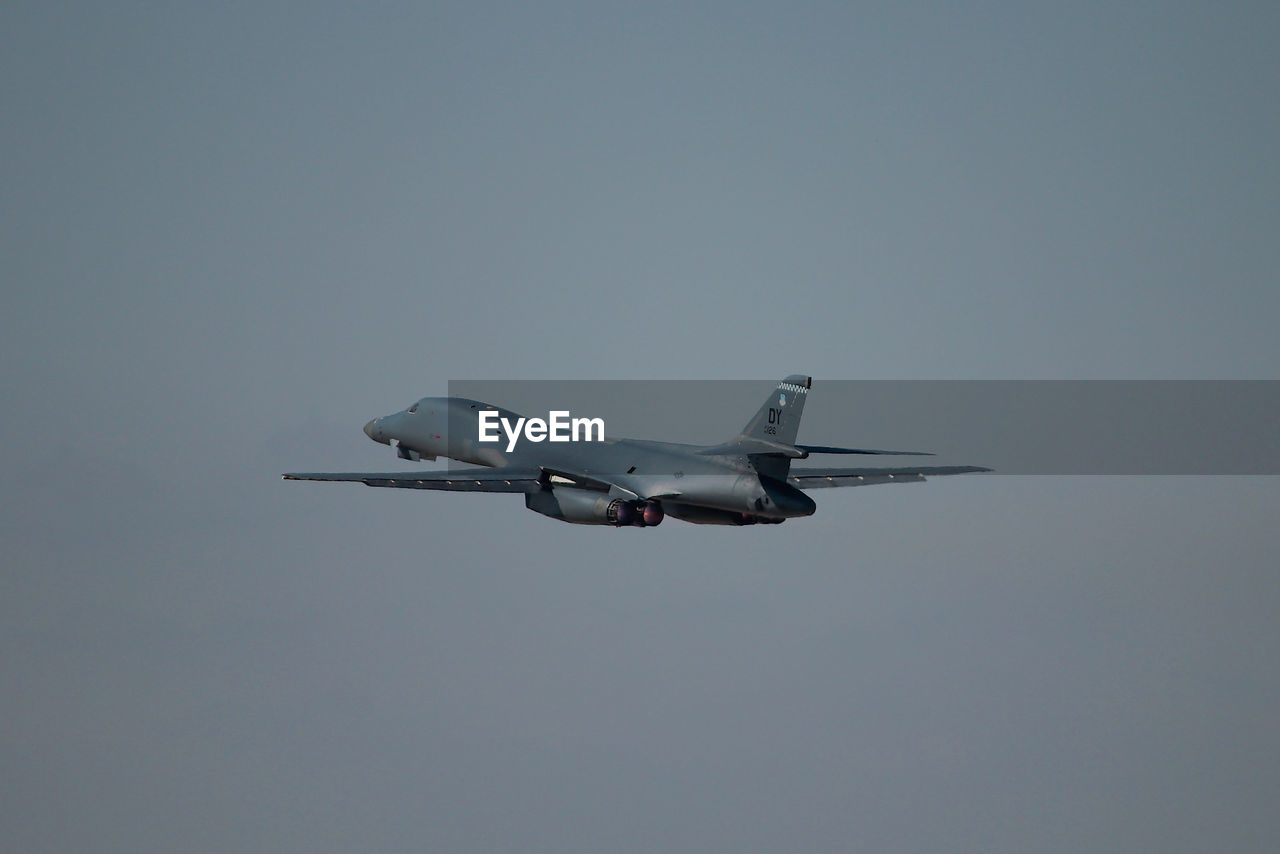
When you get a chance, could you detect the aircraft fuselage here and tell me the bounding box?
[364,397,816,523]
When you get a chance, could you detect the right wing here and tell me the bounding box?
[283,467,543,493]
[787,465,991,489]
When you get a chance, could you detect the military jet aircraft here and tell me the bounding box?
[284,375,989,527]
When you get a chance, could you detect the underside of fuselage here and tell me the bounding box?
[520,481,813,527]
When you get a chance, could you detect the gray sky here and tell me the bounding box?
[2,2,1278,852]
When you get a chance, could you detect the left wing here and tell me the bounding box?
[283,467,543,492]
[787,465,991,489]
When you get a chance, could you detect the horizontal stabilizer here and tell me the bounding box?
[796,444,936,456]
[698,438,808,458]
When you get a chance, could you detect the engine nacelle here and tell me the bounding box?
[525,487,662,527]
[661,502,787,525]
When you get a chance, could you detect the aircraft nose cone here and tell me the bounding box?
[364,419,384,443]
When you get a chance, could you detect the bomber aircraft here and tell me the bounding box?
[284,375,990,527]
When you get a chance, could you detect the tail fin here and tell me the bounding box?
[739,375,811,447]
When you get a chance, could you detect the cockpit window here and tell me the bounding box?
[408,403,419,414]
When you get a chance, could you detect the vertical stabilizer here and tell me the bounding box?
[738,375,811,448]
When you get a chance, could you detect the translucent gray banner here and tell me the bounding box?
[446,381,1279,475]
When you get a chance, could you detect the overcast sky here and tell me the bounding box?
[3,2,1278,852]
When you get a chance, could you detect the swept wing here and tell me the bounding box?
[787,465,991,489]
[283,467,542,492]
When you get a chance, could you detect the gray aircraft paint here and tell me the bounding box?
[285,375,988,526]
